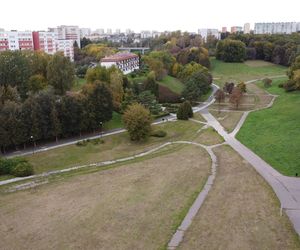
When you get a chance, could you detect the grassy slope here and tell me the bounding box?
[24,120,201,174]
[72,77,86,91]
[158,75,185,94]
[211,58,287,86]
[237,78,300,176]
[104,112,123,130]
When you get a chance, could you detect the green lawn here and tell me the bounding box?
[211,58,287,87]
[237,78,300,176]
[103,112,123,130]
[158,75,185,94]
[24,120,201,174]
[72,77,86,91]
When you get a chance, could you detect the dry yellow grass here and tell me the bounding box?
[0,145,211,250]
[209,110,244,133]
[178,145,300,250]
[193,127,224,146]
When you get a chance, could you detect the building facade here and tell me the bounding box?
[100,53,139,74]
[80,28,91,38]
[57,39,75,61]
[222,27,227,33]
[230,26,243,33]
[49,25,81,48]
[244,23,251,34]
[198,29,220,41]
[254,22,300,34]
[0,31,33,51]
[32,31,58,54]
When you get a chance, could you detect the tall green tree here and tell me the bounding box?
[47,53,75,95]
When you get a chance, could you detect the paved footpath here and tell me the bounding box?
[200,109,300,236]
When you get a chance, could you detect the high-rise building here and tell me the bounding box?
[0,28,4,32]
[244,23,251,34]
[230,26,243,33]
[80,28,91,38]
[141,30,151,39]
[198,28,220,41]
[95,29,104,35]
[32,31,58,55]
[0,31,33,51]
[254,22,300,34]
[106,29,112,35]
[115,29,121,35]
[222,27,227,33]
[49,25,81,47]
[57,39,75,61]
[126,29,133,35]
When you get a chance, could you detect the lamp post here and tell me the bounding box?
[30,135,35,154]
[100,122,103,139]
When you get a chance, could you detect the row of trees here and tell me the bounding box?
[0,83,113,153]
[217,33,300,66]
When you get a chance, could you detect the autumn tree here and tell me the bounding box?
[177,101,193,120]
[109,70,124,110]
[123,103,152,141]
[237,82,247,93]
[214,89,225,113]
[144,71,159,98]
[229,87,243,109]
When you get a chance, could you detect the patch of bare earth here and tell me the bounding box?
[178,145,300,250]
[193,128,224,146]
[209,110,244,133]
[0,145,211,250]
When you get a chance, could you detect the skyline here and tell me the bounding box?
[1,0,300,32]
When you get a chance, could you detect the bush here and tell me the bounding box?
[163,103,180,113]
[263,78,272,88]
[76,140,88,146]
[237,82,247,92]
[150,130,167,137]
[177,101,193,120]
[278,83,284,88]
[123,103,152,141]
[0,158,34,177]
[11,161,34,177]
[92,138,105,145]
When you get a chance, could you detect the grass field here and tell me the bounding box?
[209,110,244,133]
[24,120,201,174]
[72,77,86,91]
[158,75,185,94]
[0,145,211,250]
[211,58,287,86]
[193,127,224,146]
[179,145,300,249]
[103,112,123,130]
[237,78,300,176]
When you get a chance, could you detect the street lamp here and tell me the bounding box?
[100,122,103,139]
[30,135,35,154]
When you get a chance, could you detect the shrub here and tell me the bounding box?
[163,103,180,113]
[0,158,14,175]
[150,130,167,137]
[237,82,247,92]
[76,140,88,146]
[123,103,152,141]
[278,83,284,88]
[92,138,105,145]
[263,78,272,88]
[11,161,34,177]
[177,101,193,120]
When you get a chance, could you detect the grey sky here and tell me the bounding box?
[1,0,300,32]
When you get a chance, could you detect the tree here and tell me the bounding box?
[237,82,247,93]
[223,82,234,94]
[123,103,152,141]
[229,87,243,109]
[138,91,162,115]
[177,101,193,120]
[216,39,246,62]
[85,66,110,83]
[144,71,159,98]
[109,71,124,110]
[27,74,47,94]
[178,62,210,82]
[214,89,225,113]
[47,53,75,95]
[286,55,300,90]
[82,82,113,131]
[182,70,212,102]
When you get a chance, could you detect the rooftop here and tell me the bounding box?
[101,52,138,62]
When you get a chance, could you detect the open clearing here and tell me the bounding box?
[178,145,300,249]
[0,145,211,250]
[24,120,200,174]
[193,127,224,146]
[237,78,300,176]
[211,58,286,87]
[158,75,185,94]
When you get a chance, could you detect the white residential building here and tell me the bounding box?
[57,40,75,61]
[254,22,300,34]
[244,23,251,34]
[100,52,139,74]
[141,30,152,39]
[80,28,91,38]
[198,29,220,41]
[49,25,81,47]
[32,31,58,54]
[0,31,33,51]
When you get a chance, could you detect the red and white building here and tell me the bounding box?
[32,31,58,55]
[0,31,33,51]
[101,53,139,74]
[49,25,81,48]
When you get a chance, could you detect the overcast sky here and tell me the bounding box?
[1,0,300,32]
